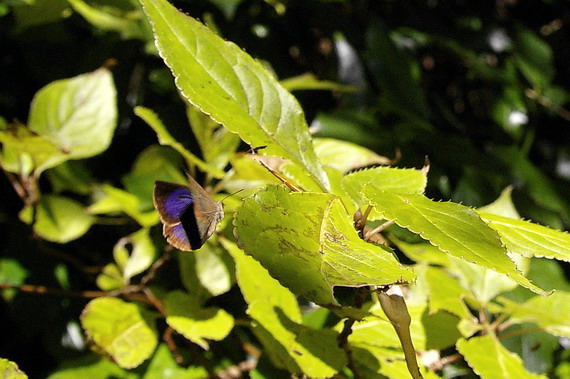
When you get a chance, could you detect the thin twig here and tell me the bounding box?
[163,326,185,365]
[428,353,463,371]
[498,326,544,341]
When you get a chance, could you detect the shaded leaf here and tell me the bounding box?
[81,297,158,369]
[134,106,225,179]
[139,0,328,190]
[47,353,135,379]
[424,266,471,319]
[88,184,158,226]
[498,292,570,338]
[19,195,94,243]
[280,73,357,93]
[143,344,209,379]
[234,185,414,306]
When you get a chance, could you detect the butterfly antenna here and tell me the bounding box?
[220,189,244,202]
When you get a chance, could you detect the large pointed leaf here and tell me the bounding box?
[234,185,415,306]
[498,292,570,338]
[456,335,546,379]
[81,297,158,369]
[223,239,347,378]
[139,0,328,190]
[364,191,546,295]
[479,212,570,263]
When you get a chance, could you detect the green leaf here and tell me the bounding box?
[27,68,117,173]
[0,258,28,301]
[280,73,357,93]
[479,212,570,263]
[0,123,65,176]
[81,297,158,369]
[234,185,415,306]
[0,358,28,379]
[114,228,156,284]
[498,292,570,338]
[446,257,520,305]
[134,106,225,179]
[424,266,471,319]
[192,242,235,297]
[393,240,450,266]
[223,240,347,378]
[19,195,94,243]
[88,184,158,226]
[123,145,187,211]
[314,138,391,173]
[513,28,554,90]
[165,290,234,349]
[364,191,547,295]
[342,166,427,221]
[48,353,135,379]
[456,335,547,379]
[143,344,209,379]
[95,263,123,291]
[347,303,461,351]
[478,186,520,219]
[186,105,241,173]
[139,0,329,190]
[46,161,93,195]
[68,0,150,40]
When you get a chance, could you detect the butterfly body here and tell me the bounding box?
[153,176,223,251]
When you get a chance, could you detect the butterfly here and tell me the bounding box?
[153,175,224,251]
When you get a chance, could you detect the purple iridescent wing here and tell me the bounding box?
[153,179,223,251]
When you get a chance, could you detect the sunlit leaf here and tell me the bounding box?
[165,290,234,349]
[0,358,28,379]
[314,138,391,173]
[364,191,546,295]
[223,240,347,378]
[143,344,208,379]
[114,228,156,284]
[27,68,117,172]
[478,186,520,219]
[342,166,427,221]
[457,335,547,379]
[81,297,158,369]
[234,185,415,306]
[19,195,94,243]
[139,0,329,190]
[479,213,570,263]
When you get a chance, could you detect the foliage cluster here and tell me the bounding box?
[1,0,569,378]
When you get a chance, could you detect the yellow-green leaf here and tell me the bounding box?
[139,0,328,190]
[81,297,158,369]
